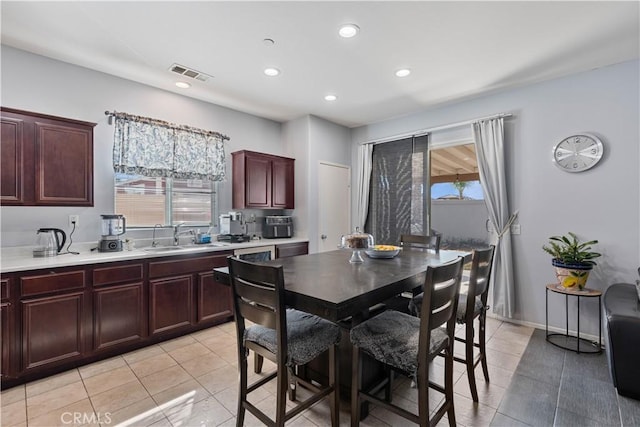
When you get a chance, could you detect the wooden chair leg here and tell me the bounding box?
[330,345,340,427]
[445,348,456,427]
[351,346,362,427]
[417,370,430,427]
[276,365,287,427]
[479,315,490,382]
[254,353,264,373]
[287,366,297,402]
[465,323,479,402]
[237,347,248,427]
[384,365,393,402]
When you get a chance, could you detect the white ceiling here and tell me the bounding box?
[1,1,638,128]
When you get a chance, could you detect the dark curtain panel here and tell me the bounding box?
[365,136,428,245]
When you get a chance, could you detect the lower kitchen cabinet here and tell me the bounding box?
[21,292,85,372]
[197,271,233,324]
[149,275,193,335]
[1,301,13,379]
[93,283,145,351]
[276,241,309,258]
[0,248,239,389]
[93,262,145,351]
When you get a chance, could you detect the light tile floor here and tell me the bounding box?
[1,317,534,427]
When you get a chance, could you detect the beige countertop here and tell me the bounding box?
[0,237,308,273]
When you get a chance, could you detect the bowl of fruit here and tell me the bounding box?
[365,245,402,259]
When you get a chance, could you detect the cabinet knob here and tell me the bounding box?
[321,234,327,240]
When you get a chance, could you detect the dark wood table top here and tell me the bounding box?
[215,248,470,322]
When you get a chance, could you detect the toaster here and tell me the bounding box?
[263,216,293,239]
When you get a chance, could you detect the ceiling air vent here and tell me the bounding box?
[169,63,212,82]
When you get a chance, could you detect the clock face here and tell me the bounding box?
[553,133,604,173]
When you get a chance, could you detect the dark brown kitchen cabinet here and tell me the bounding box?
[18,268,88,374]
[92,263,145,351]
[1,249,235,389]
[0,107,95,206]
[232,150,295,209]
[149,275,193,335]
[1,278,13,379]
[148,253,233,336]
[276,242,309,258]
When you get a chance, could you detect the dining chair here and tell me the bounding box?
[350,257,464,427]
[408,246,496,402]
[227,256,341,427]
[400,233,441,253]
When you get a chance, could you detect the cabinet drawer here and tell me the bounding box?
[93,263,143,286]
[20,270,85,297]
[1,278,9,301]
[149,253,229,279]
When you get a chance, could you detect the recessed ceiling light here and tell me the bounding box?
[395,69,411,78]
[339,24,360,38]
[324,95,337,101]
[264,67,280,77]
[175,81,191,88]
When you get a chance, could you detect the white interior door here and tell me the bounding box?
[318,162,351,253]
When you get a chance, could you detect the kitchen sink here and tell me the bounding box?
[143,242,231,252]
[143,246,186,252]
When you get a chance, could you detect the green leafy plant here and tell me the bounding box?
[542,232,601,266]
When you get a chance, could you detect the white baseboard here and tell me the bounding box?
[486,312,604,347]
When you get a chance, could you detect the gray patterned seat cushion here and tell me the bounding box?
[409,292,484,323]
[244,308,341,366]
[350,310,449,380]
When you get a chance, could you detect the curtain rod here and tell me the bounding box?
[104,110,230,141]
[361,112,513,146]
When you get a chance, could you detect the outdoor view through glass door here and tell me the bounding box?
[429,142,489,251]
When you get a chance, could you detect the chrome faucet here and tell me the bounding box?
[151,224,163,247]
[173,222,194,246]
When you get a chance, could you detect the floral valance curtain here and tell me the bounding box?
[111,112,229,181]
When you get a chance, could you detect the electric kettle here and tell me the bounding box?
[33,228,66,257]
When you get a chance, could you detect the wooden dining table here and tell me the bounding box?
[214,247,471,398]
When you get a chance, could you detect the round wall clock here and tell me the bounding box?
[552,133,604,173]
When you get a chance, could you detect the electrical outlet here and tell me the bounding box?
[69,215,80,227]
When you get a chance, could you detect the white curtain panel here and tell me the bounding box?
[473,118,516,318]
[356,143,374,230]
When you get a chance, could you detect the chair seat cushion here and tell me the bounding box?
[456,293,485,323]
[350,310,449,379]
[244,308,340,366]
[409,291,484,323]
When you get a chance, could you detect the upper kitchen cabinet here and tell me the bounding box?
[0,108,95,206]
[232,150,295,209]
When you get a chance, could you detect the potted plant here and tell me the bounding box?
[542,232,601,290]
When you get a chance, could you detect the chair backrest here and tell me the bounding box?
[400,233,441,253]
[467,246,496,304]
[418,257,464,358]
[227,256,288,360]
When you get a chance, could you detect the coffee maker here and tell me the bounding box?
[98,214,126,252]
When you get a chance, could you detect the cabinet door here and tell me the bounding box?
[149,275,193,335]
[272,157,294,208]
[21,292,85,372]
[197,272,233,325]
[0,115,30,204]
[245,155,272,207]
[94,282,145,351]
[35,121,93,206]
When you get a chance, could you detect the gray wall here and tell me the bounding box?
[352,60,640,335]
[0,46,283,246]
[283,115,351,253]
